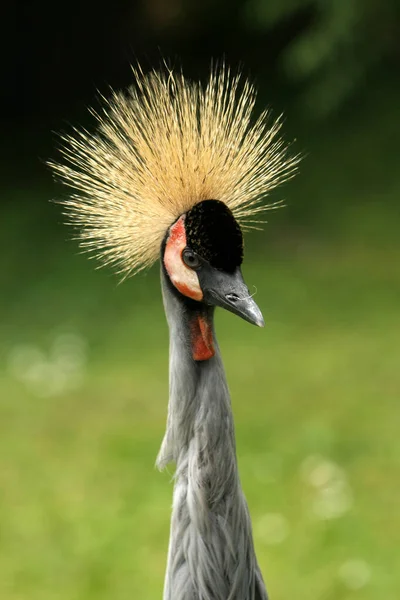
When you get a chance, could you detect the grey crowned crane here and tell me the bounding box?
[50,65,298,600]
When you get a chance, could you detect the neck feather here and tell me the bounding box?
[157,266,237,475]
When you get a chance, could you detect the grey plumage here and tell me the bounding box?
[157,267,268,600]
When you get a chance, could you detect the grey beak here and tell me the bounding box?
[199,267,265,327]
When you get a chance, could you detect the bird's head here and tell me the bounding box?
[49,65,298,362]
[163,199,264,328]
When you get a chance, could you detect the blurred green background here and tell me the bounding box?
[1,1,399,598]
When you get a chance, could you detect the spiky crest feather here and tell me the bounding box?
[50,65,299,277]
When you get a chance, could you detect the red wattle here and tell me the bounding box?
[190,314,215,361]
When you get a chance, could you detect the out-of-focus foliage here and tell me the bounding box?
[246,0,400,115]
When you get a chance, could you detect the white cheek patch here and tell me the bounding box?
[163,216,203,301]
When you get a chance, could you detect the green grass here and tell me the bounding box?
[1,98,400,598]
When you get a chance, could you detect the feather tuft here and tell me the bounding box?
[49,64,299,277]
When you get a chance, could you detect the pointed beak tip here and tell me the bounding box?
[247,300,264,328]
[256,316,265,328]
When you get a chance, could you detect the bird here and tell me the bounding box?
[50,64,298,600]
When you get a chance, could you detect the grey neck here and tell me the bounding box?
[157,266,267,600]
[157,266,237,485]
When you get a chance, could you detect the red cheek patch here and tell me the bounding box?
[164,216,214,361]
[164,216,203,302]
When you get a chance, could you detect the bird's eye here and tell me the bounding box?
[182,248,200,269]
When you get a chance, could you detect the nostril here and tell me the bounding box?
[226,293,240,303]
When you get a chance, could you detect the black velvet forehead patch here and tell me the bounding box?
[184,200,243,272]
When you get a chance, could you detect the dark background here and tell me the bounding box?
[1,2,399,599]
[2,1,400,226]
